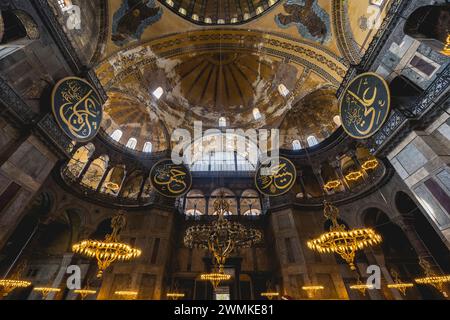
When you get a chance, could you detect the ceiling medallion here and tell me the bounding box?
[340,72,391,139]
[51,77,103,142]
[307,202,382,270]
[150,159,192,198]
[72,211,141,278]
[255,157,297,197]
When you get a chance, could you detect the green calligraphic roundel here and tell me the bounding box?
[150,159,192,197]
[51,77,103,142]
[340,72,391,139]
[255,157,297,197]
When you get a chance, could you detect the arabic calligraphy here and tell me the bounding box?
[150,159,192,197]
[255,157,296,197]
[340,73,391,139]
[52,77,102,142]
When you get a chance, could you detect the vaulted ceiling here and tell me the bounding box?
[57,0,393,152]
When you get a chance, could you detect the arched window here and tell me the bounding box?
[126,138,137,150]
[143,142,152,153]
[307,136,318,147]
[333,115,342,127]
[292,140,302,150]
[110,129,123,142]
[66,143,95,178]
[152,87,164,99]
[219,117,227,127]
[240,190,262,216]
[81,155,109,190]
[278,84,290,97]
[253,108,262,120]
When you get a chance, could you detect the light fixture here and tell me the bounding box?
[34,287,61,299]
[362,159,379,171]
[104,181,120,193]
[74,289,97,300]
[200,271,231,289]
[115,290,138,300]
[442,33,450,56]
[184,193,262,272]
[302,285,324,298]
[0,279,32,297]
[152,87,164,99]
[387,269,413,296]
[307,202,382,270]
[166,292,185,300]
[415,258,450,296]
[324,179,341,191]
[261,292,279,300]
[350,280,374,296]
[345,170,363,181]
[72,211,141,278]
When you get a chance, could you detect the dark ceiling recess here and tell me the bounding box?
[160,0,281,25]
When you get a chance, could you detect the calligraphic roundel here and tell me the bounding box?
[255,157,297,197]
[150,159,192,198]
[52,77,103,142]
[340,72,391,139]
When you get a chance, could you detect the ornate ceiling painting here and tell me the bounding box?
[96,0,393,152]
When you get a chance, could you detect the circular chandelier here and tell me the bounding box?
[307,202,382,270]
[415,258,450,296]
[0,279,32,297]
[34,287,61,299]
[72,211,141,278]
[74,289,97,300]
[167,292,185,300]
[350,280,374,296]
[387,269,413,296]
[184,194,262,272]
[114,290,138,300]
[200,272,232,289]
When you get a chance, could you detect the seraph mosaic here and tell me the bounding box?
[112,0,163,46]
[275,0,331,44]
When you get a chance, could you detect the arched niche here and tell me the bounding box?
[101,165,126,196]
[80,155,109,190]
[394,191,450,273]
[184,190,206,216]
[66,143,95,178]
[363,207,439,299]
[208,188,237,215]
[0,10,39,44]
[240,190,261,216]
[120,171,144,199]
[404,5,450,54]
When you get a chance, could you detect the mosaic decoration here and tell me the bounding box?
[255,157,297,197]
[275,0,331,44]
[150,159,192,197]
[112,0,162,46]
[340,72,391,139]
[51,77,102,142]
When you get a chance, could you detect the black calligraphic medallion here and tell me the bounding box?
[340,72,391,139]
[51,77,103,142]
[150,159,192,197]
[255,157,297,197]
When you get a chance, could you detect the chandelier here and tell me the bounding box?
[167,292,185,300]
[261,281,279,300]
[34,287,61,299]
[0,279,32,297]
[307,201,382,270]
[114,290,138,300]
[415,258,450,296]
[72,211,141,278]
[200,271,232,289]
[302,285,324,298]
[74,289,97,300]
[184,193,262,272]
[387,269,413,296]
[350,280,374,296]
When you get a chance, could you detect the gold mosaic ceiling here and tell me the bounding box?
[94,0,393,152]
